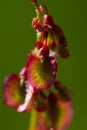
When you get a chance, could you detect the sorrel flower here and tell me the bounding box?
[3,0,73,130]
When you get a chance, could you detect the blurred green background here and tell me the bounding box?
[0,0,87,129]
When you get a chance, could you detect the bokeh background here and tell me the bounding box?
[0,0,87,129]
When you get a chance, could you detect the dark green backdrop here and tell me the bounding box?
[0,0,87,130]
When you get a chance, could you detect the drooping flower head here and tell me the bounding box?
[3,0,73,130]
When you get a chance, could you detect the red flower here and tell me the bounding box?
[3,1,73,130]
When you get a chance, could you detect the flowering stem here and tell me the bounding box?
[28,109,37,130]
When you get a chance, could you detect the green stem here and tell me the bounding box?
[28,109,37,130]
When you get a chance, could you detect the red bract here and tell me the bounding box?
[33,91,73,130]
[3,74,31,112]
[26,55,58,91]
[33,91,47,112]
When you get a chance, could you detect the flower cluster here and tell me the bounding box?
[3,1,73,130]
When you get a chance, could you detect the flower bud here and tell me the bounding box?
[39,45,49,57]
[43,14,54,27]
[35,40,43,49]
[32,18,42,30]
[30,0,37,3]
